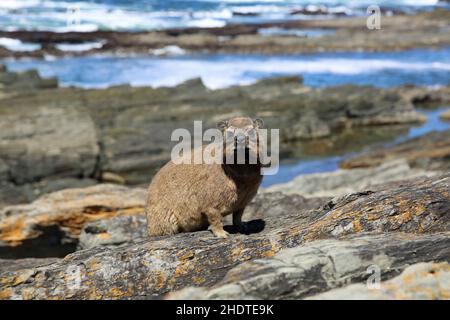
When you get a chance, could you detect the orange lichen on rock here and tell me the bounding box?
[303,183,444,242]
[108,287,134,299]
[0,288,12,299]
[153,270,169,291]
[0,184,146,247]
[0,217,27,246]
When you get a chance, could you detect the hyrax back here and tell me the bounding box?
[145,117,264,238]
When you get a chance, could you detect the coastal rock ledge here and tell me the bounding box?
[0,174,449,300]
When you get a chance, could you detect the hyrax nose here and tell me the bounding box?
[236,135,246,147]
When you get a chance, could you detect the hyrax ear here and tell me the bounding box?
[216,120,229,132]
[253,118,264,129]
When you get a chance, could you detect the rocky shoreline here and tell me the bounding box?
[1,9,450,298]
[0,174,448,299]
[0,10,449,58]
[1,65,449,207]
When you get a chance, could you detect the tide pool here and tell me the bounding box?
[262,107,450,187]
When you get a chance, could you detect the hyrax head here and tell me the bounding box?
[217,117,264,165]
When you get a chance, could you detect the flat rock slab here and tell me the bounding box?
[265,159,438,198]
[340,129,450,171]
[308,262,450,300]
[0,96,99,206]
[441,110,450,121]
[167,232,450,299]
[0,175,448,299]
[0,257,60,273]
[77,192,328,250]
[0,103,98,185]
[0,184,147,250]
[0,185,327,255]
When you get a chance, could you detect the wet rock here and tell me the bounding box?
[0,67,57,90]
[283,114,331,140]
[340,129,450,171]
[0,174,448,299]
[232,11,260,17]
[266,159,438,198]
[0,101,98,185]
[167,233,450,300]
[290,6,330,16]
[0,94,100,206]
[308,262,450,300]
[397,85,450,107]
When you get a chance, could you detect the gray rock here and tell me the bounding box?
[0,184,146,255]
[441,110,450,121]
[341,129,450,171]
[0,99,99,206]
[0,257,60,273]
[0,68,57,90]
[0,66,433,206]
[78,215,148,250]
[308,262,450,300]
[76,191,329,251]
[283,114,331,140]
[0,174,448,299]
[167,233,450,299]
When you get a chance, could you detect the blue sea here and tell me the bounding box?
[4,47,450,89]
[0,0,447,31]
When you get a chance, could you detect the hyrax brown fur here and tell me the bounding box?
[145,117,265,238]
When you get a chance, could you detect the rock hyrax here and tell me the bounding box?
[145,117,265,238]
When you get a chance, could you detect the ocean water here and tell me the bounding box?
[0,0,446,32]
[4,47,450,89]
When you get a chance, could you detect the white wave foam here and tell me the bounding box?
[150,46,186,56]
[231,5,289,14]
[55,24,99,33]
[0,0,107,10]
[203,0,437,4]
[192,9,233,20]
[258,27,335,37]
[90,56,450,89]
[0,0,41,10]
[0,0,442,32]
[0,37,41,51]
[187,18,227,28]
[55,41,104,52]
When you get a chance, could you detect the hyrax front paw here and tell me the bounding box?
[212,228,229,239]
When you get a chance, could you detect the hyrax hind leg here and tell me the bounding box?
[205,209,229,239]
[146,209,179,236]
